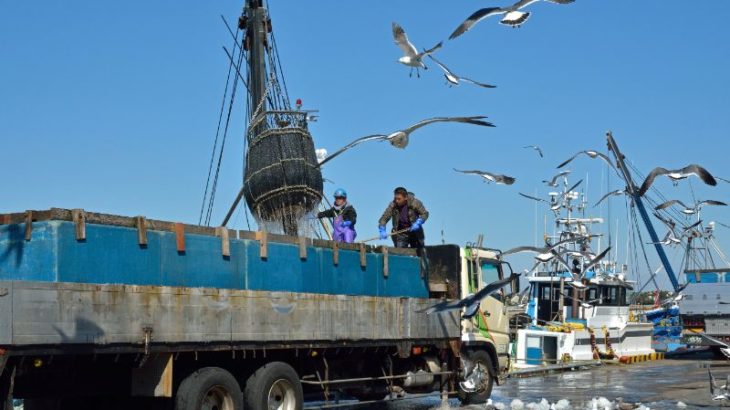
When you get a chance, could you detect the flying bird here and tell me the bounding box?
[638,164,717,196]
[392,22,442,78]
[562,294,603,309]
[427,55,496,88]
[318,116,494,166]
[543,170,571,187]
[701,334,730,360]
[524,145,544,158]
[421,273,520,319]
[519,192,561,211]
[709,368,730,401]
[593,189,627,208]
[449,0,576,39]
[557,150,616,170]
[655,199,727,215]
[647,230,681,247]
[454,169,516,185]
[501,237,581,262]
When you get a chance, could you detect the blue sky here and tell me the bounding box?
[2,1,729,289]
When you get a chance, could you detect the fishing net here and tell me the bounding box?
[243,111,323,235]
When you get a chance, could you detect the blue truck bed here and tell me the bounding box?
[0,208,427,298]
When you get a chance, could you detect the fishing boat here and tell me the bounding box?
[508,178,655,369]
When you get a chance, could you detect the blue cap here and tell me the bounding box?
[334,188,347,198]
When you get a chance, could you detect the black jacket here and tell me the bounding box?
[317,204,357,226]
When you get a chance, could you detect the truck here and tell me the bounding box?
[0,208,516,410]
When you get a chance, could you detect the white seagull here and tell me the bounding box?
[392,22,442,78]
[557,150,616,170]
[524,145,544,158]
[709,368,730,401]
[427,55,496,88]
[655,199,727,215]
[318,116,494,167]
[449,0,576,39]
[701,334,730,360]
[454,169,516,185]
[593,189,627,208]
[638,164,717,196]
[543,170,571,187]
[420,273,520,319]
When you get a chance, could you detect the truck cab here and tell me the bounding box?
[426,245,516,403]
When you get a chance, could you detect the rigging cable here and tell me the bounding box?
[199,27,240,225]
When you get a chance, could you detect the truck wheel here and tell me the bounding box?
[175,367,243,410]
[244,362,303,410]
[458,350,494,405]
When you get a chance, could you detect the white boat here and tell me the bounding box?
[508,180,655,369]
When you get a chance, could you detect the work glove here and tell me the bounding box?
[379,225,388,240]
[340,220,352,228]
[410,218,424,232]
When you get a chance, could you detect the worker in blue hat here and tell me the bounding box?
[316,188,357,243]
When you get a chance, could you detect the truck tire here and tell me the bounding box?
[458,350,494,405]
[175,367,243,410]
[244,362,303,410]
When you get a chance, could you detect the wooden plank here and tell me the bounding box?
[174,223,186,253]
[135,216,148,246]
[382,246,389,278]
[24,210,33,241]
[71,209,86,241]
[359,243,367,268]
[298,236,307,260]
[333,241,339,266]
[216,227,230,257]
[256,230,268,259]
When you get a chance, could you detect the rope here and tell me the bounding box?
[199,27,240,225]
[204,44,246,226]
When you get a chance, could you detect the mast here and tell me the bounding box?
[605,131,681,291]
[245,0,268,122]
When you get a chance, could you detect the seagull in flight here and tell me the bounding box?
[593,189,627,208]
[647,230,682,247]
[709,368,730,401]
[501,237,582,262]
[519,192,561,211]
[392,22,442,78]
[638,164,717,196]
[655,199,727,215]
[562,294,603,309]
[449,0,576,39]
[427,55,496,88]
[543,170,571,187]
[454,169,516,185]
[557,150,616,170]
[701,334,730,360]
[524,145,544,158]
[421,273,520,319]
[318,116,494,167]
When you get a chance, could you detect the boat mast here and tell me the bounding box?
[605,131,681,291]
[245,0,268,123]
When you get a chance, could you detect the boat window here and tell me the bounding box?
[600,286,622,306]
[587,288,598,301]
[481,262,501,286]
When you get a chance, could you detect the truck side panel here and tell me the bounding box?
[0,281,460,347]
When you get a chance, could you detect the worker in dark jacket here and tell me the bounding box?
[317,188,357,243]
[378,187,429,249]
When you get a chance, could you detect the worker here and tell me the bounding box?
[317,188,357,243]
[378,187,429,249]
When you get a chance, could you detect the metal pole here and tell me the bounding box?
[605,131,680,291]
